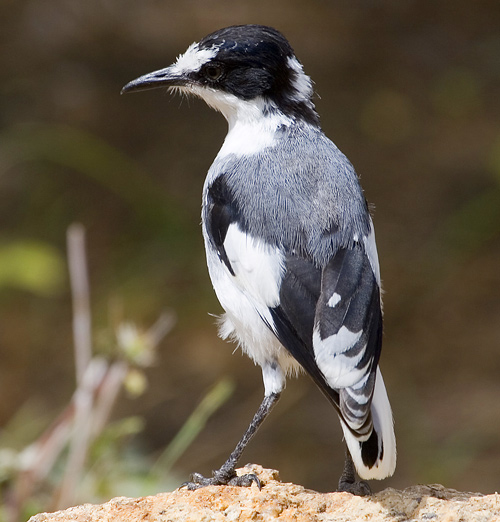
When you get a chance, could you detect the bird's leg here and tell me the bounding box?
[337,447,371,496]
[182,392,281,490]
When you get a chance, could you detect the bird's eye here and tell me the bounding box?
[204,65,223,81]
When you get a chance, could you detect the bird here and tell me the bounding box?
[122,24,396,495]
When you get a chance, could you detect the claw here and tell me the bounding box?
[228,473,261,489]
[337,478,371,496]
[179,481,194,490]
[180,469,261,490]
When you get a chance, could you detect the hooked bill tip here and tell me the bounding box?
[120,76,153,94]
[121,67,185,95]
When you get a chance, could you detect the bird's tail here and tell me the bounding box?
[340,367,396,480]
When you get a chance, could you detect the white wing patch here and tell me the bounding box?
[341,371,372,405]
[327,292,341,308]
[313,327,368,388]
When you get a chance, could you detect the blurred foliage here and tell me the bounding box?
[0,240,65,295]
[360,89,415,144]
[440,188,500,260]
[0,379,233,521]
[0,225,231,521]
[432,67,483,120]
[152,378,235,478]
[1,0,499,513]
[0,123,190,240]
[489,135,500,181]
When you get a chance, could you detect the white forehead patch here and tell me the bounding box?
[287,56,314,103]
[171,42,218,75]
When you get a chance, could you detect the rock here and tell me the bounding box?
[28,465,500,522]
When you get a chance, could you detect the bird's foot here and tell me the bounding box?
[337,477,371,496]
[181,468,261,491]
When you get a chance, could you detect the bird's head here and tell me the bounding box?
[122,25,319,127]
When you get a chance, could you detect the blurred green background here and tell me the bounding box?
[1,0,500,512]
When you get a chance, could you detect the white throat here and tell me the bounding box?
[182,85,292,158]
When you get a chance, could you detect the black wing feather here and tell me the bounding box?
[206,175,241,275]
[270,245,383,438]
[269,253,342,411]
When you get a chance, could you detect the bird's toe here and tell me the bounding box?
[337,478,372,496]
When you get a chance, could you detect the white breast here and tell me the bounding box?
[202,222,299,382]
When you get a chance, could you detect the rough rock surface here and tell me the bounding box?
[29,465,500,522]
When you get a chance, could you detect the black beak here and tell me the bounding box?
[121,65,188,94]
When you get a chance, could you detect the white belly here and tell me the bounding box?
[203,223,300,378]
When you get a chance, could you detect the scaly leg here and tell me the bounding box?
[183,392,281,490]
[337,447,371,496]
